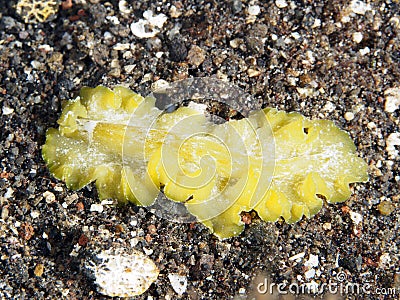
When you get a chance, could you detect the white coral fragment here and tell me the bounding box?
[15,0,59,23]
[87,248,159,297]
[130,10,168,38]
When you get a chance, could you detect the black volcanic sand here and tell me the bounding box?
[0,0,399,299]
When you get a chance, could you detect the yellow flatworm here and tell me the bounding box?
[42,85,368,239]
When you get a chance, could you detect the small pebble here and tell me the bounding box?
[344,112,355,121]
[30,211,40,219]
[143,247,153,256]
[2,107,14,115]
[350,0,371,15]
[352,32,363,43]
[90,203,104,213]
[34,264,44,277]
[169,5,182,18]
[275,0,288,8]
[322,101,336,112]
[124,65,136,74]
[247,68,261,77]
[43,191,56,203]
[187,45,206,67]
[322,222,332,230]
[359,47,370,56]
[232,0,243,13]
[1,206,9,220]
[377,201,395,216]
[389,16,400,29]
[349,211,363,225]
[118,0,131,14]
[367,122,376,130]
[19,31,29,39]
[229,38,241,48]
[248,5,260,16]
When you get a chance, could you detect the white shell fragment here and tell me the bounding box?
[168,274,188,295]
[130,10,168,38]
[87,248,159,297]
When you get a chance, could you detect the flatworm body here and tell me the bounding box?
[42,85,368,239]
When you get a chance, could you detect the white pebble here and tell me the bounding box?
[311,19,321,28]
[296,87,314,97]
[350,0,371,15]
[38,44,53,52]
[275,0,288,8]
[384,87,400,113]
[344,112,355,121]
[248,5,261,16]
[90,203,104,213]
[30,211,40,219]
[322,101,336,112]
[291,32,301,40]
[367,121,376,130]
[113,43,130,51]
[54,186,63,192]
[124,65,136,74]
[106,16,120,25]
[2,106,14,115]
[322,222,332,230]
[359,47,370,56]
[352,32,363,43]
[43,191,55,203]
[349,211,363,225]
